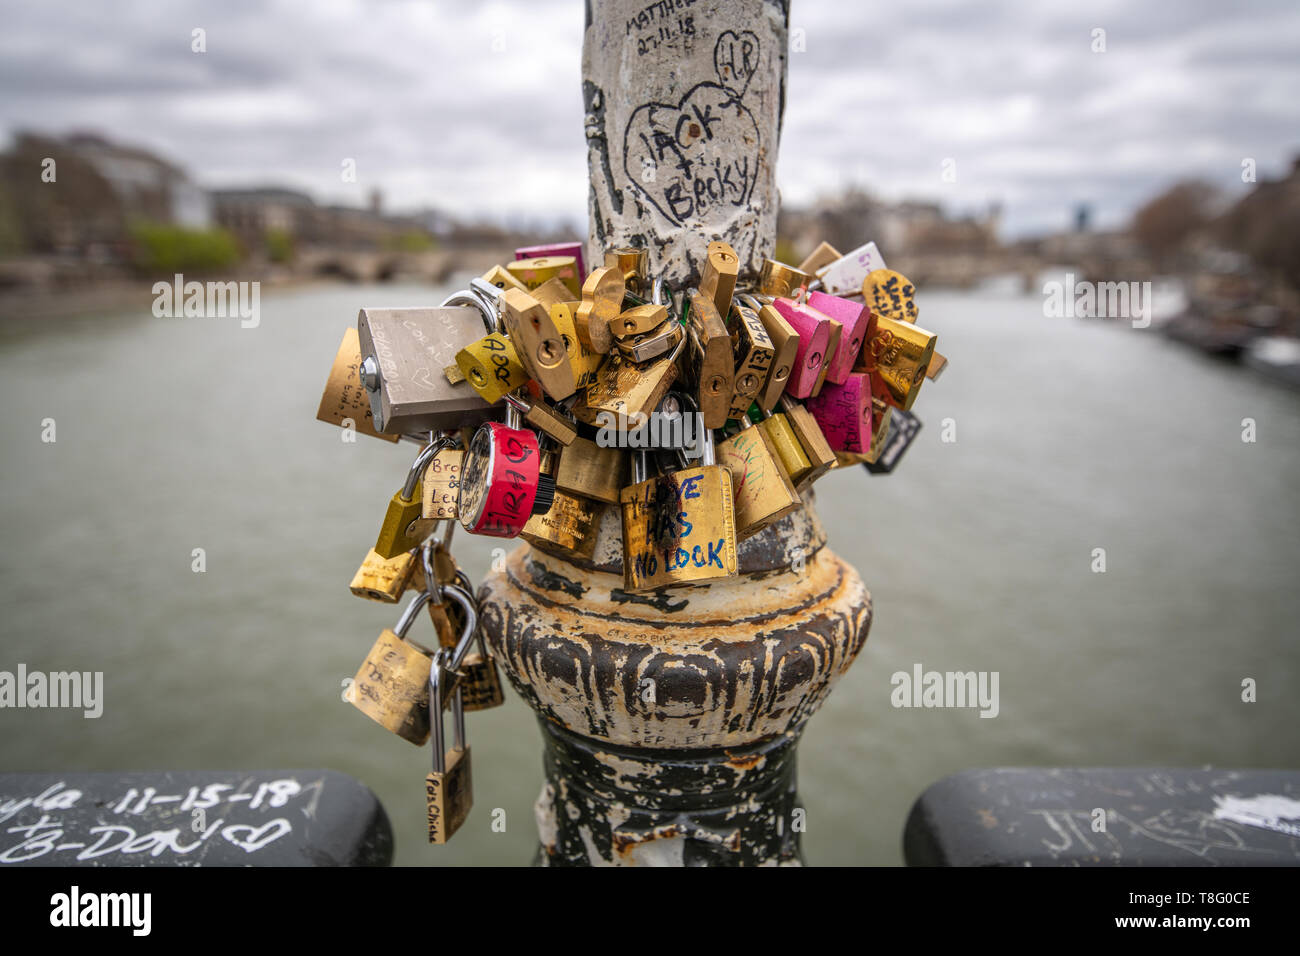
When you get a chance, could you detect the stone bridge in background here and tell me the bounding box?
[293,245,516,284]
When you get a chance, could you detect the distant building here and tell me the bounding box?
[61,132,211,228]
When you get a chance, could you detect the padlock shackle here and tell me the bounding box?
[421,539,443,605]
[402,435,457,500]
[441,286,499,336]
[394,589,431,638]
[441,584,479,672]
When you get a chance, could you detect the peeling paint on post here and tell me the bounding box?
[583,0,789,286]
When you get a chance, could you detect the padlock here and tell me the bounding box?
[458,407,551,538]
[714,413,801,540]
[862,268,919,324]
[684,288,734,429]
[554,435,627,504]
[426,654,472,844]
[356,307,495,434]
[374,438,450,559]
[726,301,775,418]
[346,590,438,745]
[758,259,814,298]
[798,241,842,275]
[575,266,623,353]
[805,370,873,453]
[807,291,874,385]
[549,301,603,389]
[579,329,682,422]
[816,241,888,297]
[515,241,586,279]
[479,264,529,295]
[757,407,814,488]
[528,276,579,312]
[349,547,419,603]
[778,395,838,490]
[504,392,578,445]
[432,577,504,711]
[865,398,893,463]
[738,294,799,412]
[863,407,922,474]
[611,302,668,338]
[618,422,737,591]
[418,531,461,649]
[522,442,602,558]
[454,331,528,405]
[498,287,576,401]
[810,317,842,397]
[316,327,401,443]
[860,316,936,412]
[605,246,648,296]
[421,444,463,520]
[698,240,739,317]
[506,255,581,299]
[771,296,832,399]
[616,319,684,363]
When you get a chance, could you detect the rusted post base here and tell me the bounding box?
[532,721,804,866]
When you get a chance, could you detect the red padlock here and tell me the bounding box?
[457,409,553,538]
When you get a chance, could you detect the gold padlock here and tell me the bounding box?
[864,398,894,464]
[504,392,578,445]
[479,264,529,294]
[522,490,602,559]
[860,316,936,412]
[576,266,623,354]
[499,287,576,401]
[529,276,579,311]
[739,294,799,412]
[426,655,472,844]
[758,407,814,488]
[714,415,801,540]
[798,241,842,275]
[778,395,838,491]
[346,591,439,745]
[727,302,776,418]
[862,268,919,324]
[316,327,401,443]
[555,435,628,504]
[610,302,668,338]
[455,332,528,405]
[758,259,814,298]
[506,255,581,298]
[619,429,738,591]
[349,548,419,603]
[421,446,463,520]
[699,240,739,317]
[685,289,734,429]
[604,246,648,296]
[578,332,682,422]
[374,440,447,559]
[549,301,603,389]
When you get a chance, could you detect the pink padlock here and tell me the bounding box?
[805,371,872,453]
[807,291,874,386]
[515,242,585,280]
[772,297,832,399]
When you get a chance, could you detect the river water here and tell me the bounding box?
[1,278,1297,866]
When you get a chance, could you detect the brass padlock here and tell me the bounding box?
[798,241,842,275]
[349,547,419,603]
[605,246,648,296]
[455,331,529,405]
[714,414,801,540]
[506,255,581,298]
[737,294,799,412]
[758,259,814,298]
[456,602,506,712]
[616,319,684,364]
[575,266,623,354]
[726,301,776,418]
[549,301,603,389]
[504,392,578,446]
[619,419,738,591]
[611,302,668,338]
[499,287,576,401]
[316,327,401,443]
[862,268,919,324]
[778,395,838,491]
[860,316,936,412]
[426,655,472,844]
[374,439,449,559]
[578,331,682,422]
[758,407,814,488]
[346,591,438,745]
[421,444,463,520]
[529,276,579,311]
[479,264,529,294]
[698,240,739,317]
[555,435,627,504]
[684,288,734,429]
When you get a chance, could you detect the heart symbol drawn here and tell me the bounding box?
[713,30,760,99]
[623,82,761,228]
[221,818,292,854]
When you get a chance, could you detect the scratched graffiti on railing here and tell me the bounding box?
[0,776,322,864]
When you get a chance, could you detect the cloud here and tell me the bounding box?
[1,0,1296,238]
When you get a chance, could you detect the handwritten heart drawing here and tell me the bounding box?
[623,82,761,228]
[713,30,760,99]
[221,818,292,854]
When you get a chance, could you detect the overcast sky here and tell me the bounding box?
[1,0,1296,238]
